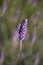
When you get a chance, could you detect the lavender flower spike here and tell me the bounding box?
[2,0,7,14]
[34,54,39,65]
[18,18,28,41]
[0,48,4,65]
[27,0,33,4]
[32,0,37,8]
[33,10,40,26]
[31,27,37,44]
[12,29,19,48]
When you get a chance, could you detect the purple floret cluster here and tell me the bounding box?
[19,19,28,40]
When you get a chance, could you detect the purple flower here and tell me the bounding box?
[34,54,39,65]
[0,48,4,64]
[33,11,40,26]
[2,0,7,14]
[14,9,20,17]
[31,28,37,43]
[13,9,20,23]
[12,30,19,41]
[32,0,37,8]
[18,18,28,40]
[34,10,40,19]
[27,0,33,4]
[12,29,19,48]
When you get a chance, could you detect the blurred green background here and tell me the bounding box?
[0,0,43,65]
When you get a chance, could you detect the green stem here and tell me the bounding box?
[20,40,22,65]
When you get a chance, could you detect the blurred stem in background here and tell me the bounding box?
[0,0,3,7]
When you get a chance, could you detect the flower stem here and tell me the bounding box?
[20,40,22,65]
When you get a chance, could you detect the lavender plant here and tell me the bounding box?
[18,18,28,65]
[2,0,7,15]
[13,9,21,23]
[33,10,40,27]
[34,53,39,65]
[32,0,37,8]
[12,29,19,50]
[0,48,4,65]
